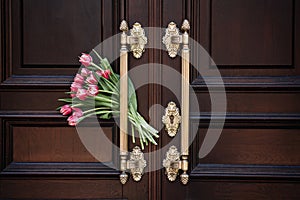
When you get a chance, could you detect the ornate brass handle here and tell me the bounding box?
[119,20,147,184]
[162,20,190,185]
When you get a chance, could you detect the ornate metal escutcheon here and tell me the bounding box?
[162,22,181,58]
[128,146,147,182]
[129,22,147,59]
[162,101,181,137]
[163,145,181,182]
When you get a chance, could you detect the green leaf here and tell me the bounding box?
[58,98,73,103]
[131,123,136,143]
[100,112,112,119]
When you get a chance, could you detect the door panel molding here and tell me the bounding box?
[0,112,119,176]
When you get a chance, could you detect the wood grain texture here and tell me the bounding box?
[212,0,293,66]
[189,181,300,200]
[193,91,300,113]
[198,128,300,165]
[22,0,102,66]
[13,126,112,162]
[0,179,122,199]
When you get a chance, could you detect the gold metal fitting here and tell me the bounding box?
[162,102,181,137]
[163,145,189,184]
[162,19,190,58]
[119,146,147,184]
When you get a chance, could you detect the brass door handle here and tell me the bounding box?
[162,20,190,185]
[119,20,147,184]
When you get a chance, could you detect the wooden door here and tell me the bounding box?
[1,0,300,200]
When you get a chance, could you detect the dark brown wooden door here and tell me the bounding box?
[1,0,300,200]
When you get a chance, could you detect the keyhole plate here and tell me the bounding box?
[162,102,181,137]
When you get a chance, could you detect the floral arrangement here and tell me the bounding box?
[58,50,159,149]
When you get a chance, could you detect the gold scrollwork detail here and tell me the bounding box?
[163,146,189,184]
[163,145,181,182]
[162,22,181,58]
[129,22,147,59]
[128,146,147,182]
[162,101,181,137]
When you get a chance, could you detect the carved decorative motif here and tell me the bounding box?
[180,172,189,185]
[120,172,129,184]
[162,101,181,137]
[120,20,128,32]
[163,145,181,181]
[128,146,147,182]
[181,19,190,32]
[162,22,181,58]
[129,22,147,59]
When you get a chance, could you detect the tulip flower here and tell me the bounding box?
[71,82,82,92]
[86,73,97,84]
[74,74,84,84]
[96,69,111,79]
[67,115,79,126]
[87,84,99,96]
[81,68,90,77]
[76,88,88,100]
[72,107,83,117]
[79,53,92,67]
[60,104,72,116]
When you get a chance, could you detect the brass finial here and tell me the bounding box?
[181,19,190,32]
[120,20,128,32]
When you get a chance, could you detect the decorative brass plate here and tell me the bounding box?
[163,145,181,181]
[128,146,147,182]
[162,22,181,58]
[129,22,147,59]
[162,101,181,137]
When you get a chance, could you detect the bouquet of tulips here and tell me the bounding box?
[58,50,159,149]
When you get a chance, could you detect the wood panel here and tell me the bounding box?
[188,181,300,200]
[212,0,293,66]
[198,128,300,165]
[22,0,102,66]
[0,179,122,199]
[2,0,114,86]
[0,90,68,110]
[193,0,300,78]
[1,114,119,176]
[193,91,300,113]
[13,126,112,162]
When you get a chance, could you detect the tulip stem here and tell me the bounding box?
[83,107,111,114]
[91,63,103,71]
[92,49,103,60]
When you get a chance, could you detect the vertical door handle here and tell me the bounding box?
[162,19,190,185]
[119,20,147,184]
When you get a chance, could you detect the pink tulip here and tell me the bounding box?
[76,88,88,100]
[86,73,97,84]
[67,115,79,126]
[72,107,83,117]
[96,69,111,79]
[60,104,72,116]
[70,93,76,98]
[74,74,84,84]
[87,84,99,96]
[79,53,93,67]
[71,82,82,92]
[81,68,90,77]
